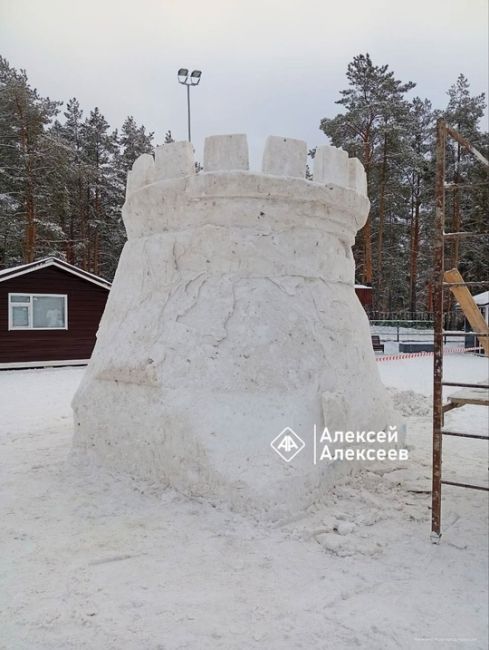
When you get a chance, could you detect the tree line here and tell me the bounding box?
[319,54,488,313]
[0,55,158,278]
[0,53,487,312]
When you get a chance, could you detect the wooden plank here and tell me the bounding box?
[445,379,489,411]
[446,125,489,168]
[448,386,489,407]
[442,402,459,414]
[444,268,489,356]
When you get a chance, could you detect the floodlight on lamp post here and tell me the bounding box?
[177,68,202,142]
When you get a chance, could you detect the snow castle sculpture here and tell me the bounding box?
[72,134,398,516]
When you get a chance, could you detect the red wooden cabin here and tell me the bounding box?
[0,258,110,369]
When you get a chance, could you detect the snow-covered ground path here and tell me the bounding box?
[1,357,488,649]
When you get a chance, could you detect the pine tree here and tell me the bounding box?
[80,107,120,275]
[320,53,415,292]
[37,120,73,260]
[0,59,168,278]
[119,116,154,175]
[0,57,24,266]
[406,97,435,314]
[53,98,89,264]
[0,56,61,264]
[108,116,155,275]
[442,75,487,276]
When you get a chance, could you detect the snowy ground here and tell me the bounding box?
[0,356,488,649]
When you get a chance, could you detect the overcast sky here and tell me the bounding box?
[1,0,488,166]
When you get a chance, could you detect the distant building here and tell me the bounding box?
[0,258,111,369]
[354,284,373,311]
[463,290,489,352]
[473,291,489,324]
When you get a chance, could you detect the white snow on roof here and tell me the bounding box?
[0,257,111,289]
[473,290,489,306]
[0,261,31,277]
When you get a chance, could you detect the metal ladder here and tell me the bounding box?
[431,119,489,542]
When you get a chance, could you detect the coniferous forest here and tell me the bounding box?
[1,53,487,313]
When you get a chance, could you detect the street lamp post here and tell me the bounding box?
[177,68,202,142]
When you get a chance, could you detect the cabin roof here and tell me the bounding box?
[0,257,112,290]
[473,290,489,306]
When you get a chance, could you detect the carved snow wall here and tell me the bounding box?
[72,134,398,517]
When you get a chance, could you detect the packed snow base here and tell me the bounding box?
[1,356,487,649]
[73,136,398,516]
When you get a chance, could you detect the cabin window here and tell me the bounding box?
[8,294,67,330]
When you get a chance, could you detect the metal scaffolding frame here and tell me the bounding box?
[431,119,489,542]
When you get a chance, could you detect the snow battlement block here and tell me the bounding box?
[155,140,195,179]
[262,135,307,178]
[73,133,398,519]
[203,134,249,171]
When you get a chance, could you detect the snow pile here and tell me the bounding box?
[387,387,431,417]
[73,136,399,517]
